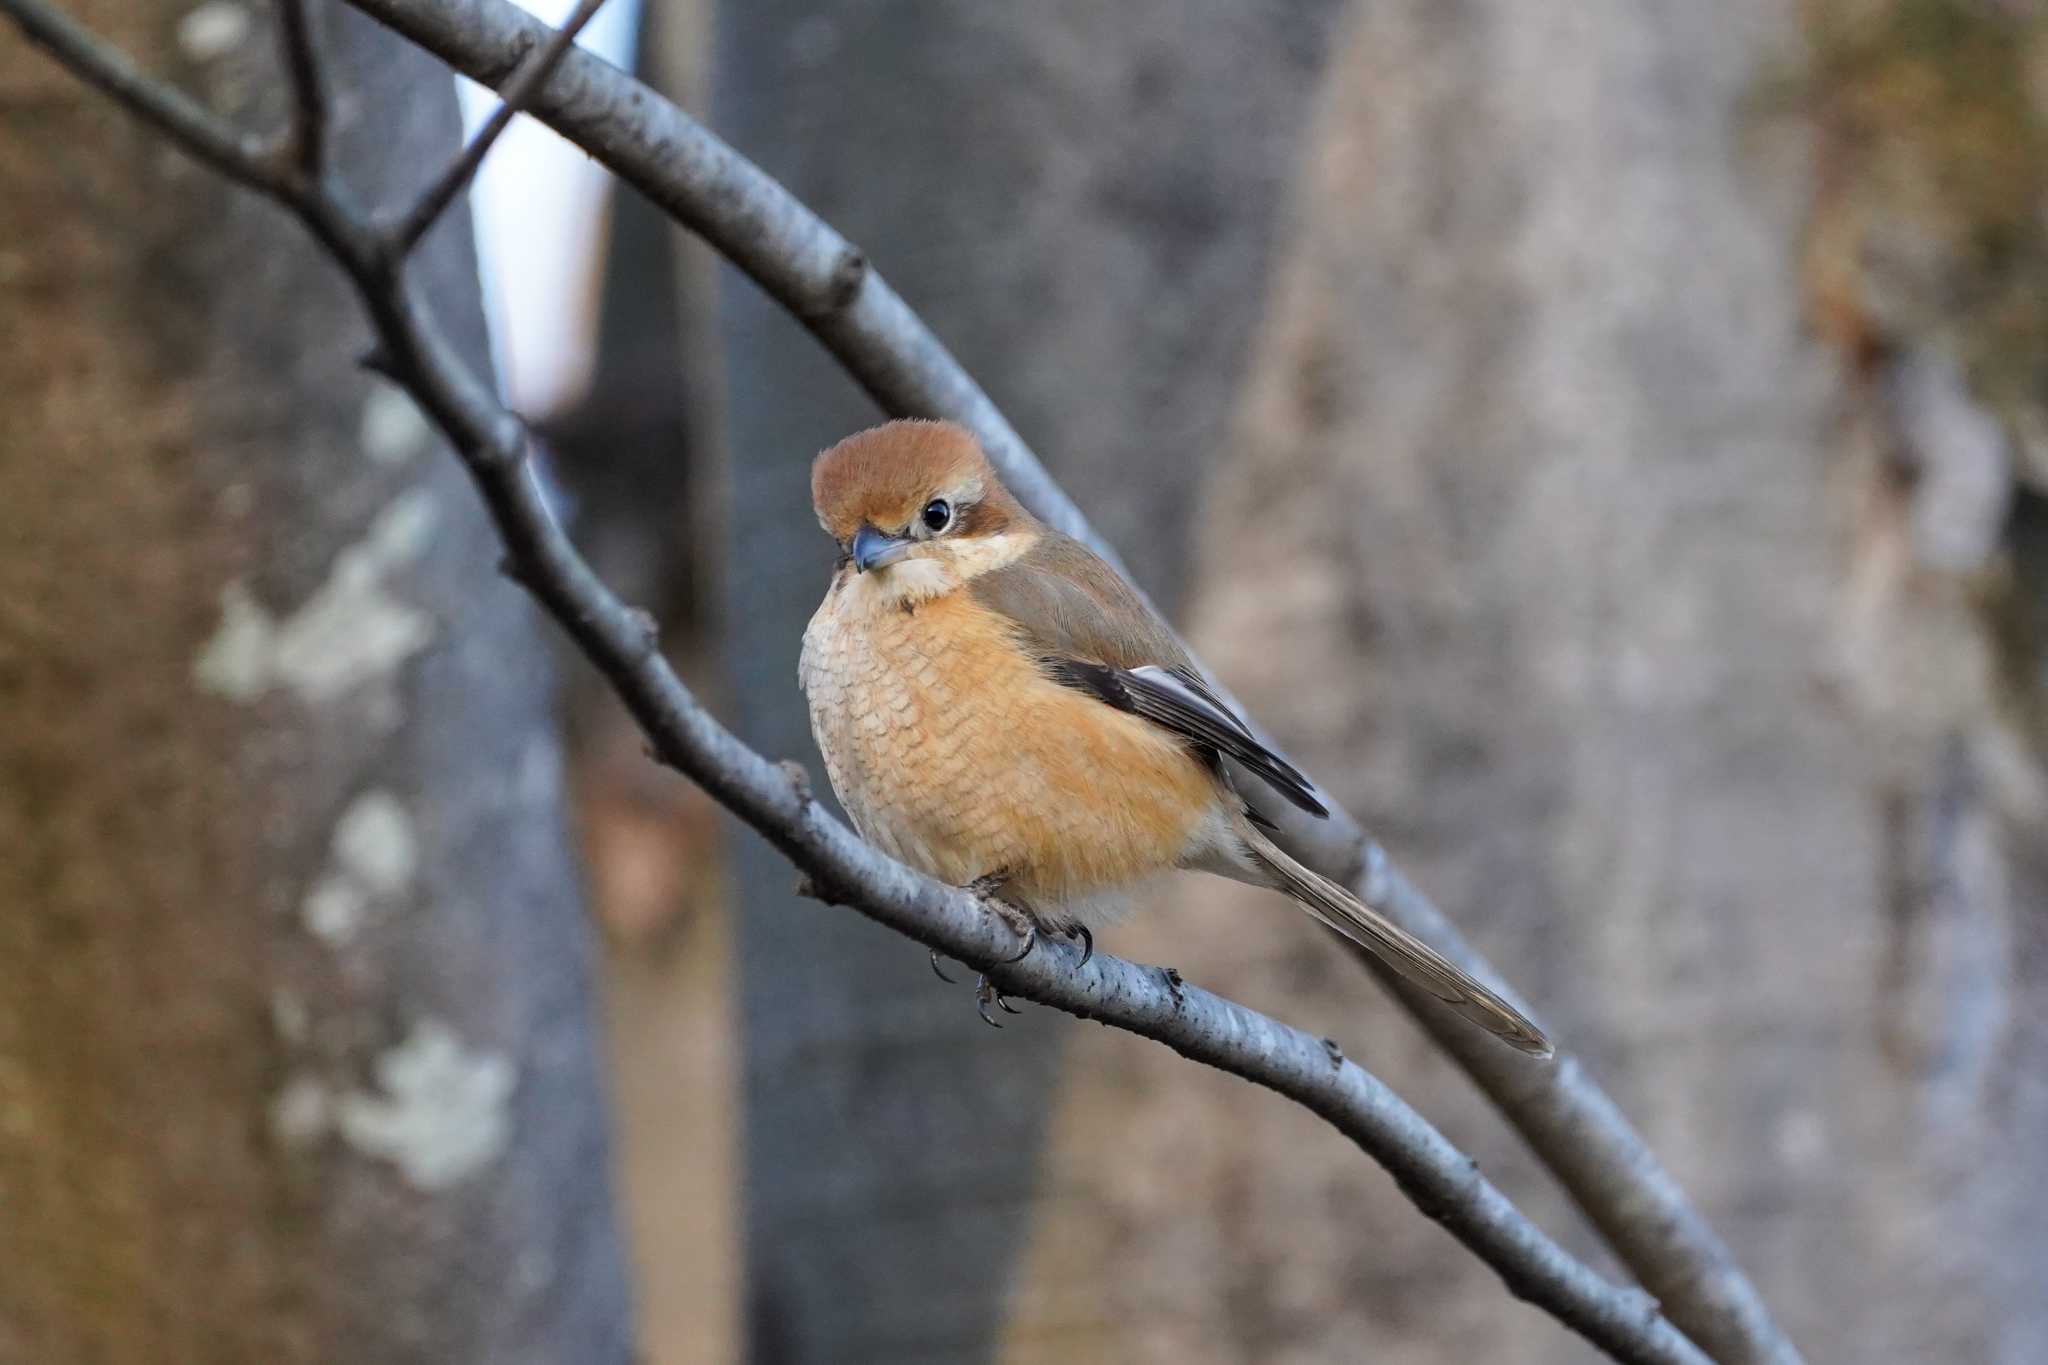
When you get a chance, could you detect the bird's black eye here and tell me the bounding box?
[921,499,953,533]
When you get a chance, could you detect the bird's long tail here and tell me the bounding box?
[1238,823,1552,1057]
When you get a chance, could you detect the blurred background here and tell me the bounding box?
[5,0,2048,1362]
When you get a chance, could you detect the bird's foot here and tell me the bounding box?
[967,873,1035,1026]
[928,871,1035,998]
[975,974,1023,1028]
[1063,923,1094,969]
[969,871,1037,966]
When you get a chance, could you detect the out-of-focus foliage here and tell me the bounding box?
[1795,0,2048,435]
[1784,0,2048,755]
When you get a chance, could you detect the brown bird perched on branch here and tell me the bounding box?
[799,419,1550,1056]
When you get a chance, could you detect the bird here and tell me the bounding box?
[797,418,1551,1056]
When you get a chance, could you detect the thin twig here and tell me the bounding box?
[382,0,605,254]
[320,5,1803,1363]
[276,0,326,177]
[1,0,288,190]
[0,4,1728,1362]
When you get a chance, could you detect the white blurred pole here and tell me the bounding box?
[457,0,641,416]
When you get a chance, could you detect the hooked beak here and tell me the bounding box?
[851,523,912,573]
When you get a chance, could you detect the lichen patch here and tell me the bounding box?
[299,788,419,946]
[332,789,419,897]
[192,580,276,702]
[359,386,432,466]
[335,1019,516,1190]
[270,1074,333,1149]
[191,490,440,706]
[176,1,248,62]
[302,874,369,946]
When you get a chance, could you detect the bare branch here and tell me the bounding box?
[0,0,286,192]
[0,5,1736,1362]
[276,0,327,177]
[383,0,606,255]
[322,4,1802,1362]
[2,0,1798,1357]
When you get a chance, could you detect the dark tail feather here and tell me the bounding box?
[1241,826,1552,1057]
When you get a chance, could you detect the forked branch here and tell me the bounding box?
[318,5,1804,1362]
[0,2,1774,1362]
[383,0,606,253]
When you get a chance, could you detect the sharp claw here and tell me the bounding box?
[965,871,1036,967]
[929,948,957,984]
[1070,925,1094,969]
[996,925,1036,966]
[975,975,1022,1027]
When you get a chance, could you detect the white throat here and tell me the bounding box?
[848,530,1033,610]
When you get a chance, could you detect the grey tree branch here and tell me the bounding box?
[384,0,605,254]
[315,4,1801,1364]
[2,0,285,185]
[0,3,1731,1362]
[275,0,325,175]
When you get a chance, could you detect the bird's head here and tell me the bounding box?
[811,420,1036,604]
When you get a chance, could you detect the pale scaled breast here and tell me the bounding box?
[798,573,961,876]
[798,578,875,835]
[801,574,1218,905]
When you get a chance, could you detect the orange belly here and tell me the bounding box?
[800,575,1218,908]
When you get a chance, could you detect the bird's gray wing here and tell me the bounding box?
[971,532,1327,818]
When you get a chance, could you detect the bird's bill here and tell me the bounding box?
[852,523,913,572]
